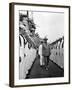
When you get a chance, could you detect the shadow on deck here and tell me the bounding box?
[26,55,64,79]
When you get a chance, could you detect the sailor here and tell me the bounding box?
[38,40,45,66]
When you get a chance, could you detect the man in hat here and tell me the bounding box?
[42,37,50,70]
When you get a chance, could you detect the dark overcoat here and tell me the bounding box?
[42,43,50,56]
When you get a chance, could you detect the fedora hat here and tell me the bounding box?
[43,37,48,41]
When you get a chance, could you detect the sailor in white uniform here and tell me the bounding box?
[38,40,45,66]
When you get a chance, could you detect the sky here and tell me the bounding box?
[32,11,64,43]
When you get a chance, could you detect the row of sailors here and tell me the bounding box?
[19,35,36,79]
[50,39,64,69]
[19,14,39,79]
[51,39,64,49]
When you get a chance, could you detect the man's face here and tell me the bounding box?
[22,17,29,30]
[44,40,47,43]
[41,41,43,44]
[31,28,35,34]
[22,17,28,25]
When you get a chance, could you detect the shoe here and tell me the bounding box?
[40,65,42,67]
[46,67,48,70]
